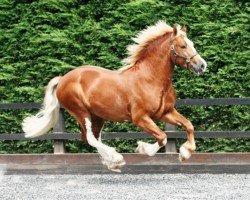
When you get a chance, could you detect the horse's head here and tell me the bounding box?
[170,24,207,75]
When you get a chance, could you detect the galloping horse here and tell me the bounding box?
[22,21,207,172]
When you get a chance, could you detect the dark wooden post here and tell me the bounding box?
[53,109,66,154]
[165,123,177,152]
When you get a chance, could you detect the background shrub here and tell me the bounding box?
[0,0,249,153]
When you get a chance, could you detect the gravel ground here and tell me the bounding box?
[0,173,249,200]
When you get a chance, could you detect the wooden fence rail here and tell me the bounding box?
[0,98,249,154]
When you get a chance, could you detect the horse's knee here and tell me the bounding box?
[179,140,195,161]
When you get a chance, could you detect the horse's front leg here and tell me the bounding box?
[133,114,167,156]
[161,108,196,161]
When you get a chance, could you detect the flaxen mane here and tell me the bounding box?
[119,21,173,72]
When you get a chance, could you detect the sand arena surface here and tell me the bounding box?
[1,174,249,200]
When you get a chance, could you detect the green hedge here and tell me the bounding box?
[0,0,249,153]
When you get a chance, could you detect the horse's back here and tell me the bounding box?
[57,65,117,91]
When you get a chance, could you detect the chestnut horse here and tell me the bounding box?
[22,21,207,172]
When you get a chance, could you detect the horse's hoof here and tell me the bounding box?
[102,152,126,172]
[136,141,160,156]
[110,159,125,172]
[135,141,146,154]
[110,167,122,173]
[179,145,191,162]
[179,153,185,162]
[135,141,159,156]
[108,159,126,173]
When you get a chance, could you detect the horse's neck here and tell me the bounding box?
[132,35,174,88]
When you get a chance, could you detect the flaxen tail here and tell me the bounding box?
[22,76,61,138]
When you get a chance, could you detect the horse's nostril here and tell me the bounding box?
[200,64,205,70]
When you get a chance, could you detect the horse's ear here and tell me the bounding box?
[182,25,187,33]
[173,24,180,36]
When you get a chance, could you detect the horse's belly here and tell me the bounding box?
[89,99,131,122]
[88,88,131,122]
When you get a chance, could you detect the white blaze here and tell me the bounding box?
[184,37,197,55]
[184,36,207,72]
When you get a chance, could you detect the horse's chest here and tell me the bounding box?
[149,89,176,119]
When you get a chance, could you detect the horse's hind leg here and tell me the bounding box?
[84,117,126,172]
[91,114,105,141]
[74,113,125,172]
[161,108,196,161]
[79,114,104,141]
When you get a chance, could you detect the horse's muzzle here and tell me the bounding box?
[191,56,207,75]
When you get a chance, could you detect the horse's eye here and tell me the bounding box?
[180,45,186,49]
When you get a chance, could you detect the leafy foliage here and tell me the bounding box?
[0,0,249,153]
